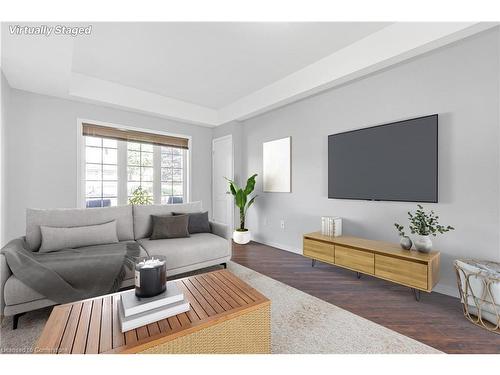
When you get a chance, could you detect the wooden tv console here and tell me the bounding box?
[303,232,440,300]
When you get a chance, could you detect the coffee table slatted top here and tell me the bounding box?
[35,269,270,354]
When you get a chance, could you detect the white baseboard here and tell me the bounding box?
[433,284,459,298]
[252,237,302,255]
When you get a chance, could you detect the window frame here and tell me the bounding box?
[83,136,119,207]
[77,119,191,208]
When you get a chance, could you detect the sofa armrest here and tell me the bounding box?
[209,221,231,240]
[0,237,26,316]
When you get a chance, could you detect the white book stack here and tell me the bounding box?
[118,280,190,332]
[321,216,342,237]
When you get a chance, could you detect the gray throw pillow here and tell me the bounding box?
[173,211,210,234]
[150,214,190,240]
[39,220,119,253]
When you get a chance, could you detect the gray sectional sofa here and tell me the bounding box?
[0,201,231,324]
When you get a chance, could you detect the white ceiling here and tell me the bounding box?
[72,22,390,109]
[1,22,497,126]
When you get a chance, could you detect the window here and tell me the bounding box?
[161,147,185,204]
[127,142,154,203]
[84,137,118,208]
[80,123,189,207]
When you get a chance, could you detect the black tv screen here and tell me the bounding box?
[328,114,438,202]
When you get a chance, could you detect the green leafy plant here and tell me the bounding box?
[128,186,153,205]
[407,204,454,236]
[225,174,258,232]
[394,223,406,237]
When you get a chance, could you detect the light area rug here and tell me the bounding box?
[227,262,441,354]
[1,261,441,354]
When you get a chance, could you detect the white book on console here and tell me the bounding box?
[118,298,190,333]
[334,218,342,236]
[120,280,184,317]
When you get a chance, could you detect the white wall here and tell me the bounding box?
[4,89,213,242]
[241,29,500,297]
[0,71,10,246]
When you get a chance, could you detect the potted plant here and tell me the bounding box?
[407,204,454,253]
[393,223,412,250]
[225,174,258,244]
[128,186,153,205]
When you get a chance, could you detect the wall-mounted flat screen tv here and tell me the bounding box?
[328,114,438,202]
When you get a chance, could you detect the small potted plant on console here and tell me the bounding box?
[408,204,454,253]
[394,223,412,250]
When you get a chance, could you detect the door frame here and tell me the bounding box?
[212,134,234,230]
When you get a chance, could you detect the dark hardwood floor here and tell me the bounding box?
[231,241,500,354]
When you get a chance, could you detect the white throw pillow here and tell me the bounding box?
[39,220,119,252]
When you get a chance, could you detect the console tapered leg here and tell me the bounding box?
[412,288,421,301]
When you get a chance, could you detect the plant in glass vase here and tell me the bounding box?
[407,204,454,253]
[225,174,258,245]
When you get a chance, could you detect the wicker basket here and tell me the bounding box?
[454,259,500,334]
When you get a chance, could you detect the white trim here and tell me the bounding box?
[76,118,192,208]
[117,141,127,205]
[212,134,233,142]
[434,284,459,298]
[251,236,303,255]
[76,120,85,208]
[152,144,162,204]
[186,141,192,204]
[212,134,234,229]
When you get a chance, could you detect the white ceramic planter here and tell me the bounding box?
[414,235,433,253]
[233,230,251,244]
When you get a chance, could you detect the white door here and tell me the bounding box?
[212,135,233,228]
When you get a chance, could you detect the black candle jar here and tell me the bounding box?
[134,256,167,298]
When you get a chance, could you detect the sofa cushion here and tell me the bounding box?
[26,206,134,251]
[138,233,230,270]
[151,214,190,240]
[4,241,148,306]
[39,220,119,253]
[173,211,211,234]
[133,201,202,240]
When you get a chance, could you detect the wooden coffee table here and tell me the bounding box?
[35,269,271,354]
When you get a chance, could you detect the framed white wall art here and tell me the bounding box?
[263,136,291,192]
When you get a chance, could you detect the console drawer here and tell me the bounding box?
[303,238,334,264]
[375,255,428,290]
[335,245,374,275]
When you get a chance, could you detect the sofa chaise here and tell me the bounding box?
[0,201,231,328]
